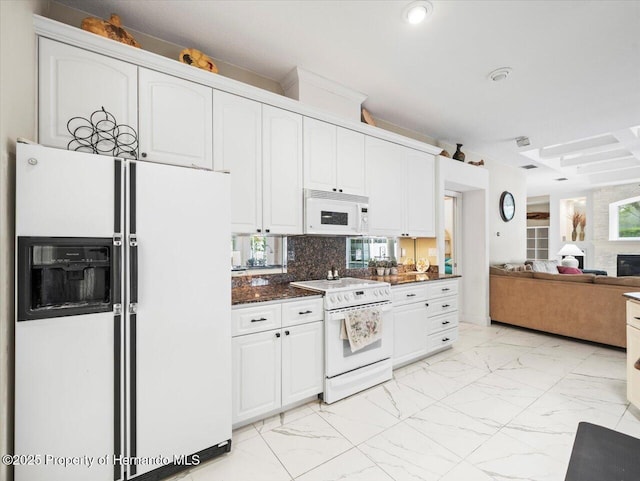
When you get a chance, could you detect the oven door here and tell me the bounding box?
[325,301,393,378]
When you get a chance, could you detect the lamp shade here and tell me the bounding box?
[557,244,583,257]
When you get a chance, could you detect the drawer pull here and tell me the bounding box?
[635,359,640,371]
[635,317,640,320]
[275,332,281,338]
[442,337,450,342]
[442,304,451,308]
[251,317,268,323]
[442,288,450,292]
[407,293,417,297]
[299,310,312,315]
[285,330,290,336]
[442,320,450,325]
[425,303,429,307]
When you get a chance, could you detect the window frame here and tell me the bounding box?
[609,195,640,241]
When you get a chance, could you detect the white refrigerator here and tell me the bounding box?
[15,143,231,481]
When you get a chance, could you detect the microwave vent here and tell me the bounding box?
[304,189,368,204]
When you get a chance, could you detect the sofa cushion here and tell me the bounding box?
[533,272,596,283]
[490,267,535,278]
[558,266,583,274]
[593,276,640,287]
[529,260,559,274]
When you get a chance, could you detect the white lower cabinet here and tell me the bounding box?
[232,298,323,425]
[392,279,459,368]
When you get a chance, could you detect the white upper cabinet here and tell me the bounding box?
[262,105,303,235]
[303,117,336,191]
[336,128,366,196]
[403,148,435,237]
[213,90,262,233]
[39,38,138,151]
[365,137,404,236]
[138,68,213,169]
[304,118,366,196]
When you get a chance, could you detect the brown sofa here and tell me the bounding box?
[490,267,640,348]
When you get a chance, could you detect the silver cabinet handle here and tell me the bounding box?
[299,310,312,315]
[251,317,267,323]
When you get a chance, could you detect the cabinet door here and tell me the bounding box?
[213,91,262,233]
[365,137,404,236]
[393,302,429,368]
[262,105,303,235]
[138,68,213,169]
[404,148,436,237]
[281,322,324,406]
[336,128,366,196]
[39,38,137,151]
[232,330,281,424]
[303,117,336,191]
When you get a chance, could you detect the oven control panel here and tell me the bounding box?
[325,286,391,310]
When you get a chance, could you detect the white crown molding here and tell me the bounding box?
[281,67,368,104]
[33,15,442,156]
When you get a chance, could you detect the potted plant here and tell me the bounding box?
[368,259,378,276]
[381,260,391,276]
[579,213,586,241]
[390,259,398,275]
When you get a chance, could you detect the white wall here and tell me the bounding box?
[1,2,48,476]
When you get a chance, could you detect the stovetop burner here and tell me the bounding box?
[291,277,391,310]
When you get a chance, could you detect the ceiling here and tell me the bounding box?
[55,0,640,195]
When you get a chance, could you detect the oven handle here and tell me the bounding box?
[326,301,393,320]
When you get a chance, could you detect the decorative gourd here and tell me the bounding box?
[81,14,141,48]
[179,49,219,74]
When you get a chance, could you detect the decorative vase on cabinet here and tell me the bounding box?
[452,144,465,162]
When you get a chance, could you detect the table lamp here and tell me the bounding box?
[557,244,583,268]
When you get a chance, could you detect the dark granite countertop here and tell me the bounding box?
[358,273,461,286]
[232,273,461,305]
[232,284,321,306]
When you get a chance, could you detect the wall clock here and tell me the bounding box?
[499,191,515,222]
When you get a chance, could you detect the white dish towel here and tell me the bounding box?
[340,307,383,353]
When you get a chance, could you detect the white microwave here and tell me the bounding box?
[304,189,369,235]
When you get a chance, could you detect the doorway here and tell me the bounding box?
[444,191,461,275]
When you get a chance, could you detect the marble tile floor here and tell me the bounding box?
[171,322,640,481]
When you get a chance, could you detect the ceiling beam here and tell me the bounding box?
[576,157,639,175]
[588,166,640,185]
[560,149,631,167]
[539,134,618,159]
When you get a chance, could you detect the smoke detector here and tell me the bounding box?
[488,67,512,82]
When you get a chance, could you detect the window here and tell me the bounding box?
[609,196,640,241]
[346,237,397,269]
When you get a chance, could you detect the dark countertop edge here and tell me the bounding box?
[624,292,640,301]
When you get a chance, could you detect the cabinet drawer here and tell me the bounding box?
[627,299,640,330]
[427,327,458,352]
[426,296,458,317]
[282,298,324,327]
[232,304,282,336]
[426,280,458,299]
[392,285,428,306]
[427,311,459,334]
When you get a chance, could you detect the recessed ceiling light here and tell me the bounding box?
[403,1,433,24]
[488,67,513,82]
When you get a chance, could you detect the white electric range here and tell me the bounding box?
[290,277,393,403]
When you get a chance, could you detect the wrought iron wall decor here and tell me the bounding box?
[67,107,138,159]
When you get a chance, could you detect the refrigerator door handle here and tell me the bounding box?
[129,234,138,305]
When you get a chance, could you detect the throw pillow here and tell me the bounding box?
[530,260,559,274]
[503,263,532,272]
[557,266,582,274]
